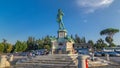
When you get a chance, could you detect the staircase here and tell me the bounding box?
[14,54,78,68]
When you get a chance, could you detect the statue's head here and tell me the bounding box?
[58,9,62,12]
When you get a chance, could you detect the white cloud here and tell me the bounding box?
[77,0,114,13]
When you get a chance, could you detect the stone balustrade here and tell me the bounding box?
[0,55,10,68]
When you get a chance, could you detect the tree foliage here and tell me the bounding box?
[27,37,37,50]
[100,28,119,37]
[94,39,108,49]
[0,32,119,53]
[109,43,116,47]
[100,28,119,47]
[6,43,13,53]
[1,39,13,53]
[14,40,27,52]
[105,37,113,45]
[75,34,81,43]
[88,40,94,47]
[0,43,4,53]
[81,37,86,43]
[36,39,44,49]
[74,34,86,44]
[44,45,51,51]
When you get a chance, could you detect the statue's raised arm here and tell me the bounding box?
[57,9,65,30]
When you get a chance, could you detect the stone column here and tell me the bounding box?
[78,55,89,68]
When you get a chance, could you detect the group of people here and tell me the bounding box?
[27,50,49,58]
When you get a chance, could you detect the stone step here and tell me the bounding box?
[36,56,72,59]
[24,61,75,65]
[33,58,72,61]
[34,56,76,59]
[14,65,77,68]
[36,54,78,58]
[15,63,77,68]
[14,54,78,68]
[16,56,77,64]
[32,59,75,62]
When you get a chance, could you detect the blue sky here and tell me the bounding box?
[0,0,120,45]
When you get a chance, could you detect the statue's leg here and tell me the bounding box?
[61,22,64,29]
[60,23,62,29]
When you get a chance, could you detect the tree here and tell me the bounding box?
[43,35,51,45]
[109,43,116,47]
[94,39,108,50]
[22,42,28,51]
[105,37,113,45]
[27,37,36,50]
[14,41,21,52]
[43,35,52,50]
[36,39,44,49]
[44,45,51,51]
[71,34,74,40]
[6,43,13,53]
[11,45,15,53]
[81,37,86,43]
[2,39,13,53]
[100,28,119,47]
[0,43,4,53]
[3,43,13,53]
[100,28,119,38]
[14,40,27,52]
[26,36,52,51]
[74,34,81,43]
[88,40,94,47]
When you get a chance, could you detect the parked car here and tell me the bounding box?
[94,52,103,56]
[115,51,120,54]
[94,51,108,56]
[107,52,120,56]
[78,51,89,55]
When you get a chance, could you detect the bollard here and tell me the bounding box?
[78,55,89,68]
[106,54,109,61]
[85,59,88,68]
[91,53,94,61]
[9,54,14,62]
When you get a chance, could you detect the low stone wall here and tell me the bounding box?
[89,65,120,68]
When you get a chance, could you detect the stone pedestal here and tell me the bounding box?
[58,29,67,38]
[51,25,75,54]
